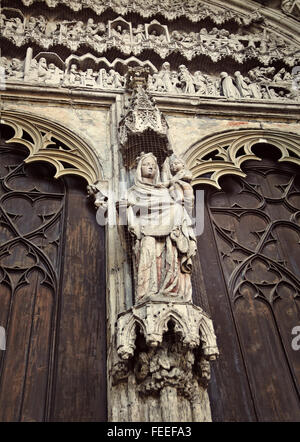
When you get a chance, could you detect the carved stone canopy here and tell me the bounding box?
[119,68,168,142]
[118,67,170,166]
[116,300,219,361]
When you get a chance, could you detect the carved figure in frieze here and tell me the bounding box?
[13,17,25,43]
[180,32,198,48]
[103,69,125,89]
[170,30,183,43]
[45,63,63,85]
[228,33,244,53]
[118,152,196,303]
[248,66,276,82]
[170,71,182,94]
[259,34,268,54]
[209,27,219,36]
[83,68,97,87]
[148,25,168,49]
[65,63,81,86]
[245,35,257,56]
[111,24,123,42]
[220,72,240,99]
[6,58,24,80]
[274,68,292,82]
[210,77,222,96]
[37,57,49,82]
[281,0,299,15]
[45,20,58,39]
[269,88,279,99]
[133,24,146,44]
[260,86,270,99]
[153,62,174,93]
[26,58,38,82]
[193,71,207,95]
[244,77,262,99]
[25,16,38,37]
[234,71,251,98]
[121,29,132,54]
[3,16,24,45]
[178,65,195,94]
[67,21,85,40]
[86,18,99,37]
[0,57,11,73]
[36,15,47,34]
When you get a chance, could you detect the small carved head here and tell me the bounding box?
[162,62,170,71]
[169,155,185,174]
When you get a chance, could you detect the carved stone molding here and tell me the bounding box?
[184,129,300,189]
[116,300,219,361]
[0,110,103,185]
[1,8,299,65]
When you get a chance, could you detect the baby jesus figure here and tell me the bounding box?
[162,155,194,217]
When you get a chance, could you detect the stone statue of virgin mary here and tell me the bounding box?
[121,152,197,303]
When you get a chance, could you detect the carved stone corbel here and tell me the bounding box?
[116,300,218,361]
[114,300,218,422]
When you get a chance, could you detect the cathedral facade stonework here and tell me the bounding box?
[0,0,300,422]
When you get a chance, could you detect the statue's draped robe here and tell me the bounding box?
[127,157,196,302]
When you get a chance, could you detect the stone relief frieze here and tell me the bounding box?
[1,51,299,102]
[1,9,300,66]
[18,0,264,25]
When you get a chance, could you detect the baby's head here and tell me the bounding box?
[170,156,185,174]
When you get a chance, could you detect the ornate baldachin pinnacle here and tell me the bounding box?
[118,66,169,164]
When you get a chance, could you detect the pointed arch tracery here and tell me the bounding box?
[0,110,103,185]
[184,129,300,189]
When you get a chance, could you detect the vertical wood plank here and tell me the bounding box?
[50,176,107,422]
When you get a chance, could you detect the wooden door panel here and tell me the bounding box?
[196,207,257,422]
[50,177,107,422]
[0,143,106,422]
[198,156,300,421]
[235,294,299,421]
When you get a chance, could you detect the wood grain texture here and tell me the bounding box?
[195,153,300,422]
[0,144,106,422]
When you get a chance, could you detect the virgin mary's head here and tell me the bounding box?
[135,153,160,186]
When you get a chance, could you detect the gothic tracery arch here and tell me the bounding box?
[0,110,103,185]
[184,129,300,189]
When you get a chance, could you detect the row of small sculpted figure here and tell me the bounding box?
[149,63,295,100]
[1,57,297,100]
[1,12,298,64]
[0,57,126,89]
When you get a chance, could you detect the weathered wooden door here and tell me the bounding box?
[0,143,106,421]
[195,147,300,421]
